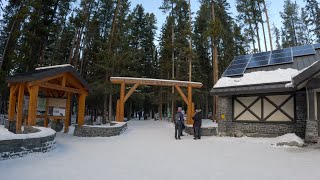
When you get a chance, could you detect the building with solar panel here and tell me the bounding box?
[211,44,320,143]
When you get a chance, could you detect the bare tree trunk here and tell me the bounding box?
[105,0,121,122]
[159,88,163,120]
[171,2,175,123]
[258,2,268,51]
[188,0,192,81]
[108,93,112,122]
[129,100,132,120]
[262,0,273,51]
[255,23,261,52]
[247,15,256,52]
[205,93,208,119]
[103,95,107,123]
[0,19,17,69]
[211,0,219,120]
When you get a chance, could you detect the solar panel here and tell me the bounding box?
[269,48,293,65]
[292,44,316,57]
[247,51,271,68]
[313,43,320,49]
[223,54,251,77]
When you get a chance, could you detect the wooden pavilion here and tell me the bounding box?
[5,64,90,134]
[110,77,203,125]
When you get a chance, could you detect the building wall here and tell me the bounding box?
[218,91,307,137]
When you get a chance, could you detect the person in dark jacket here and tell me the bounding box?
[192,109,202,140]
[174,107,184,140]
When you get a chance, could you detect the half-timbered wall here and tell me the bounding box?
[233,94,295,122]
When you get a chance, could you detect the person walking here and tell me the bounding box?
[174,107,184,140]
[192,108,202,140]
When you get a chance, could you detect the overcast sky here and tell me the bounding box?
[131,0,306,49]
[1,0,307,49]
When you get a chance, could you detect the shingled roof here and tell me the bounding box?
[6,64,91,92]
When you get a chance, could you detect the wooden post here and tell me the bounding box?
[116,99,120,121]
[64,92,72,133]
[27,86,39,126]
[187,85,192,125]
[16,84,25,133]
[119,82,125,122]
[8,85,17,121]
[44,97,49,127]
[77,93,86,126]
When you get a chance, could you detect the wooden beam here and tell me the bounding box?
[116,99,120,122]
[174,85,189,105]
[65,73,85,90]
[37,115,67,119]
[61,74,66,87]
[16,83,25,133]
[44,97,49,127]
[28,73,65,86]
[28,86,39,126]
[110,77,203,88]
[64,92,72,133]
[124,84,139,102]
[119,82,125,122]
[77,93,86,126]
[39,82,82,94]
[187,85,193,125]
[8,85,17,121]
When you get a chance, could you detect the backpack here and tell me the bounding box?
[175,113,182,125]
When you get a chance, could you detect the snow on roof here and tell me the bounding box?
[35,64,73,70]
[0,125,56,141]
[214,68,300,88]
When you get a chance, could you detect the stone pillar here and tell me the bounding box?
[218,96,232,136]
[305,89,318,143]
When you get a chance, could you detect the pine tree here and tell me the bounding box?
[272,25,281,50]
[304,0,320,42]
[236,0,257,52]
[280,0,300,47]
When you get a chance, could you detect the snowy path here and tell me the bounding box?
[1,120,320,180]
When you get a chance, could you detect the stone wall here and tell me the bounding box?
[0,127,56,161]
[217,91,307,138]
[73,122,127,137]
[185,125,217,136]
[305,119,318,142]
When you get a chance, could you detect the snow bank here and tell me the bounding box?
[273,133,304,147]
[0,125,56,141]
[83,121,126,128]
[201,119,218,128]
[215,68,299,88]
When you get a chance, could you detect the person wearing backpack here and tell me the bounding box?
[174,107,184,140]
[192,108,202,140]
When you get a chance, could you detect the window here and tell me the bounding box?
[233,94,295,122]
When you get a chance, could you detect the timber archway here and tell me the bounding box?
[110,77,203,125]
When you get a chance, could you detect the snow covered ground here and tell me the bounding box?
[1,119,320,180]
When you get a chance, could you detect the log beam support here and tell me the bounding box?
[8,85,17,121]
[187,85,193,125]
[174,85,189,105]
[28,86,39,126]
[64,92,72,133]
[16,83,25,133]
[77,93,86,126]
[119,82,125,122]
[124,84,139,102]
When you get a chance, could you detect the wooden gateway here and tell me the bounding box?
[110,77,203,125]
[5,64,90,133]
